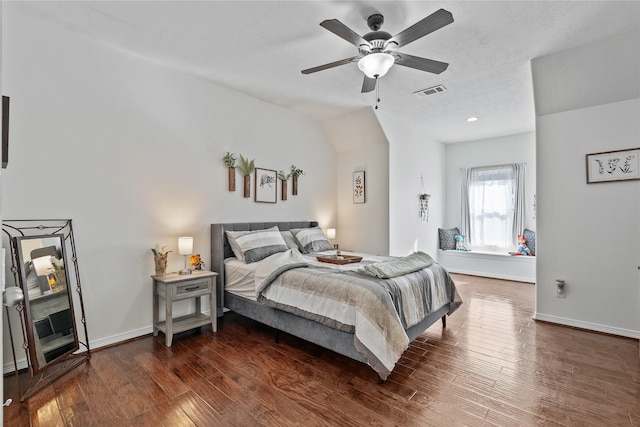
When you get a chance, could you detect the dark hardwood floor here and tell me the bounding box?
[4,274,639,426]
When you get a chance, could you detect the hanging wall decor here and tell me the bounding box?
[353,171,365,203]
[222,152,237,191]
[255,167,277,203]
[277,170,290,201]
[420,193,430,221]
[419,174,430,221]
[237,154,255,198]
[290,165,304,195]
[586,147,639,183]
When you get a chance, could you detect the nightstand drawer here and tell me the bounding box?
[176,280,209,295]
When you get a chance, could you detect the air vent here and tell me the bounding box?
[413,85,446,97]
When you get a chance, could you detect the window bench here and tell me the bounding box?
[437,249,535,283]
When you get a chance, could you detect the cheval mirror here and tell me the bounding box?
[3,219,90,401]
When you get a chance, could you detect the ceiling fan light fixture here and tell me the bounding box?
[358,53,394,78]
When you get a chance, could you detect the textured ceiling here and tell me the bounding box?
[6,1,640,143]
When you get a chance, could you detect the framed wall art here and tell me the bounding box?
[255,168,277,203]
[586,148,640,184]
[353,171,365,204]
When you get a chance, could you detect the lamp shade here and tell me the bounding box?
[178,237,193,255]
[326,228,336,240]
[357,53,395,78]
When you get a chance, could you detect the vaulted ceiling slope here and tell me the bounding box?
[6,1,640,143]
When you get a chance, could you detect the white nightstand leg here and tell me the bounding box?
[165,286,174,347]
[152,282,159,337]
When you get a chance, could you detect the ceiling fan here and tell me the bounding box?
[302,9,454,93]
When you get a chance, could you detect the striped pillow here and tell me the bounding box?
[226,226,288,263]
[290,227,332,253]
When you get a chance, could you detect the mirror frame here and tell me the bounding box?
[14,233,80,373]
[3,219,90,401]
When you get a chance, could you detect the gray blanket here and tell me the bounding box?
[254,250,462,380]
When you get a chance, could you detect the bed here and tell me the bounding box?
[211,221,461,380]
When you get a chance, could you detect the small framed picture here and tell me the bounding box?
[255,168,277,203]
[586,148,640,184]
[353,171,365,204]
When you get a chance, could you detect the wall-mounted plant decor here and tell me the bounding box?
[353,171,365,203]
[586,148,639,183]
[237,154,255,197]
[277,170,290,201]
[222,152,236,191]
[290,165,304,195]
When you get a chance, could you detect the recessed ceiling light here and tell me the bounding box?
[466,117,479,122]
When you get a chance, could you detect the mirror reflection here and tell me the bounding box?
[16,234,79,372]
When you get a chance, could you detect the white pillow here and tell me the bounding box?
[226,226,288,263]
[280,231,300,250]
[290,227,332,253]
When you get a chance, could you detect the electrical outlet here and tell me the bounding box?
[556,279,566,298]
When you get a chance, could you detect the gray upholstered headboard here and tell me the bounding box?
[210,221,318,317]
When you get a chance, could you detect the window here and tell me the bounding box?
[461,163,525,250]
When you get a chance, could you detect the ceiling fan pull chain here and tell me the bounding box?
[375,77,380,109]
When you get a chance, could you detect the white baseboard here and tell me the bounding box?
[3,325,154,375]
[4,310,214,374]
[534,312,640,339]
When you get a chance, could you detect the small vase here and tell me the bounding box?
[292,175,298,195]
[154,254,168,277]
[243,175,251,198]
[228,167,236,192]
[281,180,288,201]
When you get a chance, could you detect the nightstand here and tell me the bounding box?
[152,270,217,347]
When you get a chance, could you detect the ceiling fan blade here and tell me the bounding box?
[394,53,449,74]
[301,57,359,74]
[386,9,453,49]
[320,19,371,49]
[361,76,377,93]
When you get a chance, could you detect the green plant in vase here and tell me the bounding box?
[223,152,237,191]
[278,170,291,201]
[238,154,255,198]
[290,165,304,195]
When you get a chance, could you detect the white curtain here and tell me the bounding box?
[460,163,525,249]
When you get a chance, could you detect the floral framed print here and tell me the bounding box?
[353,171,365,203]
[255,168,277,203]
[586,148,640,184]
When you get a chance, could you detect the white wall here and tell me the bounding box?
[444,132,537,231]
[323,108,389,254]
[2,9,337,368]
[377,110,445,257]
[532,29,640,338]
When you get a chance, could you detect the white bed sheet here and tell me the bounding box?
[224,258,260,300]
[224,250,390,301]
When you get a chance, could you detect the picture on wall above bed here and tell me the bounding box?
[255,167,277,203]
[586,148,639,184]
[353,171,365,204]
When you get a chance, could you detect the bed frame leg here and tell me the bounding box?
[378,377,385,385]
[441,315,447,328]
[275,330,280,344]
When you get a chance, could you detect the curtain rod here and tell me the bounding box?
[459,162,527,171]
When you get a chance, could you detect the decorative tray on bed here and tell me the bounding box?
[316,254,363,265]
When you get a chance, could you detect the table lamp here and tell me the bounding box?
[178,236,193,275]
[326,228,336,248]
